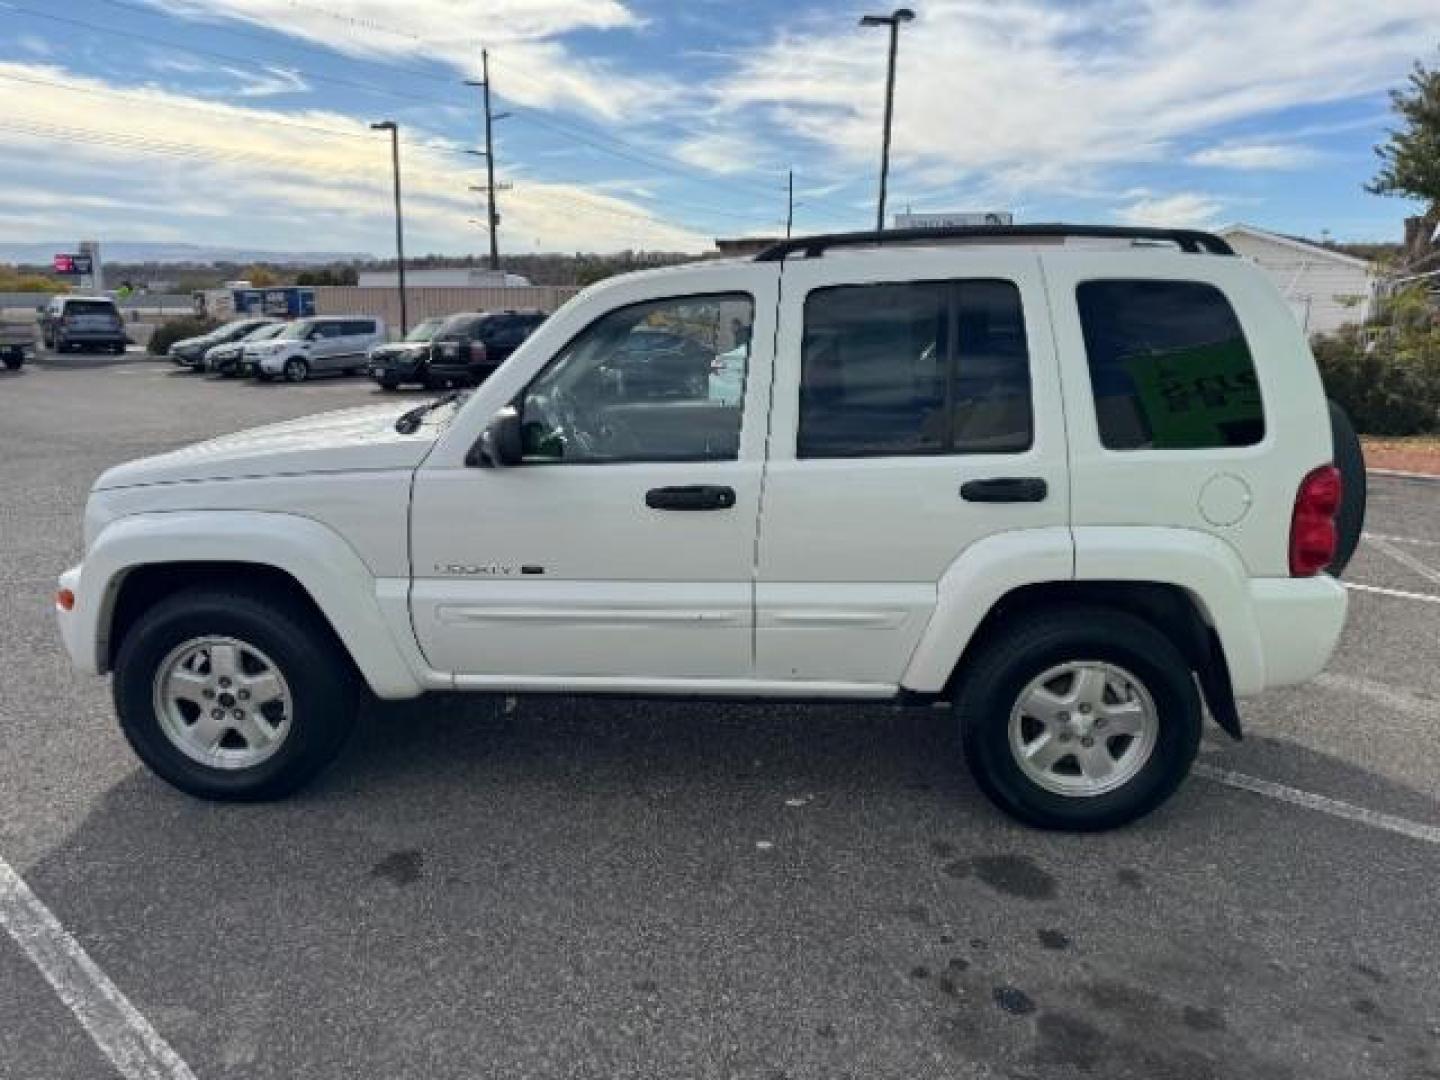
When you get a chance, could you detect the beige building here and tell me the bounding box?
[1218,224,1376,335]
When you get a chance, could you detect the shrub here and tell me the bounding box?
[1312,287,1440,435]
[148,316,220,356]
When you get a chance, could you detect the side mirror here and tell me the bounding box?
[469,406,523,468]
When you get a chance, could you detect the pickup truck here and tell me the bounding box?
[55,225,1365,831]
[0,313,36,370]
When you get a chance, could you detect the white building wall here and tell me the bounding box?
[1220,230,1374,336]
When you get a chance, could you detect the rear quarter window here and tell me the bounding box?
[1076,279,1264,450]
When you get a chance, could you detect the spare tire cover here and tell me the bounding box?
[1327,399,1366,577]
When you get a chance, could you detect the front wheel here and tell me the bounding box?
[956,608,1201,831]
[113,588,359,801]
[283,357,309,382]
[2,351,22,371]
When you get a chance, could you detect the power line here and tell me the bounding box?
[93,0,459,87]
[27,0,861,223]
[4,4,469,110]
[0,70,376,141]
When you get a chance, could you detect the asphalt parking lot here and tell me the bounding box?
[2,351,1439,1080]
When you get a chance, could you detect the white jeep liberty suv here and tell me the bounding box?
[56,226,1363,831]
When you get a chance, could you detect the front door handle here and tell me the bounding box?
[645,485,737,511]
[960,477,1048,503]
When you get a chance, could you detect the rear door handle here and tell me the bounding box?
[960,477,1048,503]
[645,485,737,511]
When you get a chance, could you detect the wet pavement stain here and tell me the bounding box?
[994,986,1037,1016]
[1116,867,1145,890]
[370,849,424,886]
[1183,1005,1227,1033]
[1037,928,1071,950]
[944,854,1058,900]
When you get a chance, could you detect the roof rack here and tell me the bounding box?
[753,224,1235,262]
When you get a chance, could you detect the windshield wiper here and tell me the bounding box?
[394,390,468,435]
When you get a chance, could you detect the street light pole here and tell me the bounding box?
[860,8,914,232]
[370,120,408,335]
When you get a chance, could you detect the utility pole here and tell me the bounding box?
[464,50,507,272]
[785,170,794,239]
[369,120,408,334]
[860,8,914,232]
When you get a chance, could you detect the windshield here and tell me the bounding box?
[435,313,486,340]
[404,318,445,342]
[65,301,116,317]
[244,323,286,341]
[274,321,313,340]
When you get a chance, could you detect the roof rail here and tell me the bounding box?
[753,224,1235,262]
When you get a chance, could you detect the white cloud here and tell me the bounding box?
[140,0,680,121]
[1188,143,1321,170]
[17,34,51,56]
[0,62,708,253]
[222,65,310,98]
[673,131,764,176]
[712,0,1439,197]
[1116,192,1226,228]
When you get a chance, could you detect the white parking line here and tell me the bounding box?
[1345,582,1440,605]
[1366,535,1440,588]
[1313,671,1440,723]
[0,856,197,1080]
[1194,764,1440,845]
[1364,531,1440,550]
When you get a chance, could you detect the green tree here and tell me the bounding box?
[1369,52,1440,266]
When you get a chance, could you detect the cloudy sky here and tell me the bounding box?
[1,0,1437,256]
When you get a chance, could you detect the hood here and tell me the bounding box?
[95,403,439,491]
[171,335,213,353]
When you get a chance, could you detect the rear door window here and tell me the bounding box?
[1076,280,1264,450]
[798,280,1032,458]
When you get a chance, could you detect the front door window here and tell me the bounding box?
[516,293,753,464]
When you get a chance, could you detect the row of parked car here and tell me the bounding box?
[168,309,551,388]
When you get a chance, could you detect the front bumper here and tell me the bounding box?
[55,566,98,675]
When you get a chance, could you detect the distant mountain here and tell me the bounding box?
[0,241,373,266]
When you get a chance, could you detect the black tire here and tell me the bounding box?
[112,587,359,801]
[2,352,22,371]
[1327,399,1366,577]
[378,378,399,391]
[283,357,309,383]
[955,607,1202,831]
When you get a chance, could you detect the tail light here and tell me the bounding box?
[1289,465,1342,576]
[467,341,487,365]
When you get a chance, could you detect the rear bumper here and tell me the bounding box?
[59,331,127,346]
[1246,575,1348,693]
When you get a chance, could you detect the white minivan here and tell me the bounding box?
[244,317,386,382]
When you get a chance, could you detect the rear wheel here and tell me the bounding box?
[378,377,399,391]
[2,351,22,371]
[113,588,359,801]
[956,608,1201,831]
[283,357,309,383]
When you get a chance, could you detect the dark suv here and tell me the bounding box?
[426,310,547,386]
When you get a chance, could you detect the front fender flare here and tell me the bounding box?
[75,511,431,699]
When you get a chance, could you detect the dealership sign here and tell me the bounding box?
[53,253,94,275]
[892,211,1015,229]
